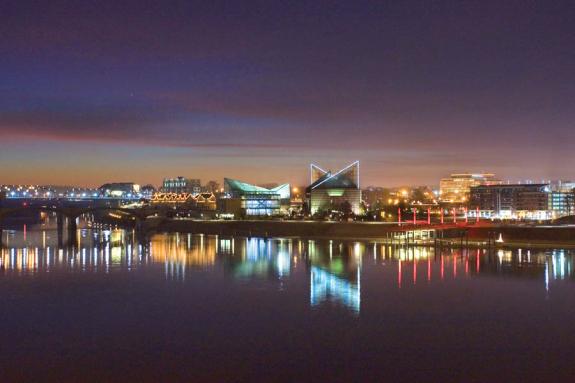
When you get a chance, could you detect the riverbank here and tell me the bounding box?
[147,218,404,239]
[145,218,575,248]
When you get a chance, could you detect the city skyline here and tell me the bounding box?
[3,2,575,380]
[0,167,571,190]
[2,1,574,186]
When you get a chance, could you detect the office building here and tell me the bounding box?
[470,184,551,220]
[547,181,575,217]
[162,177,201,194]
[550,191,574,217]
[306,161,361,215]
[440,173,501,203]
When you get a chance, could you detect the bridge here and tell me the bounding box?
[0,197,159,247]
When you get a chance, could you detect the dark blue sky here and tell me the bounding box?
[1,0,574,187]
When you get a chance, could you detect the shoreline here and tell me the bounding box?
[144,218,575,249]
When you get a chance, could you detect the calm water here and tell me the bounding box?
[1,227,575,382]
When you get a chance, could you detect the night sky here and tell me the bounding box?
[1,0,574,187]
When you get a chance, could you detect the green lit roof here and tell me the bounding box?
[225,178,273,193]
[224,178,290,198]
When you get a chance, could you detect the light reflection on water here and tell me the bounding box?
[1,228,575,315]
[4,228,575,381]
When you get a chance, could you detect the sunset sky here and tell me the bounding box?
[1,0,574,187]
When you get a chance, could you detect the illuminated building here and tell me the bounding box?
[550,191,574,217]
[140,184,156,198]
[151,192,217,210]
[545,181,575,217]
[151,192,194,204]
[470,184,552,220]
[221,178,290,217]
[439,173,501,204]
[306,161,361,215]
[99,183,140,198]
[162,177,201,194]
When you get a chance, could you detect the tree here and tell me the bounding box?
[339,200,353,218]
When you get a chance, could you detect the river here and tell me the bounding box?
[1,226,574,382]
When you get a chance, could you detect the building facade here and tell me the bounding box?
[550,191,574,217]
[151,192,216,210]
[470,184,551,220]
[162,177,202,194]
[440,173,501,204]
[547,181,575,217]
[99,183,140,198]
[306,161,361,215]
[221,178,290,217]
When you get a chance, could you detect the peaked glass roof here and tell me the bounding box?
[307,161,359,190]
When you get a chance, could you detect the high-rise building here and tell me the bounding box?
[162,177,201,194]
[440,173,501,203]
[306,161,361,215]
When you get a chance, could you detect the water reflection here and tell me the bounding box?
[306,240,361,313]
[151,233,216,281]
[310,267,360,314]
[0,228,147,274]
[222,238,295,280]
[2,228,575,315]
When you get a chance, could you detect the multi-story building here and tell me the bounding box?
[470,184,551,220]
[162,177,201,194]
[99,183,140,198]
[440,173,501,204]
[306,161,361,215]
[220,178,290,217]
[549,181,575,217]
[549,191,574,217]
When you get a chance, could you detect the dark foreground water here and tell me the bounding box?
[1,228,575,382]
